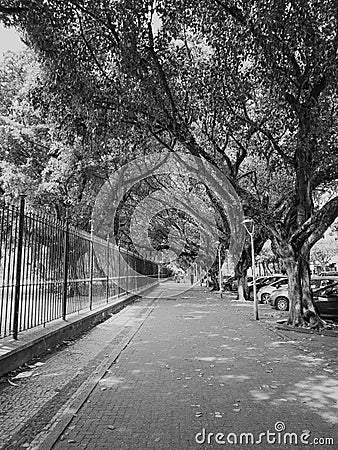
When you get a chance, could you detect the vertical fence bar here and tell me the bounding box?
[134,256,138,291]
[106,234,110,303]
[6,207,15,336]
[117,243,121,298]
[62,215,70,320]
[0,206,6,337]
[13,195,25,340]
[89,222,94,310]
[20,211,30,332]
[36,217,44,326]
[56,224,63,317]
[126,249,129,293]
[26,213,34,329]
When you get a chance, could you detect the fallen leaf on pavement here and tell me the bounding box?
[13,372,34,379]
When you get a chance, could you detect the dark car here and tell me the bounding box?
[313,282,338,320]
[311,276,338,289]
[231,276,253,292]
[223,276,255,292]
[223,276,256,292]
[319,271,338,277]
[222,276,237,291]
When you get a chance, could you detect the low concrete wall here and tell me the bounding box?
[0,282,160,377]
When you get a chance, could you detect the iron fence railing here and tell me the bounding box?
[0,196,163,339]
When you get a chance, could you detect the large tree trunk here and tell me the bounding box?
[209,266,219,291]
[299,247,326,328]
[281,244,303,327]
[276,239,325,328]
[235,263,248,301]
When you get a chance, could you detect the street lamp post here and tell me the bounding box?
[192,262,198,284]
[158,250,162,282]
[242,219,259,320]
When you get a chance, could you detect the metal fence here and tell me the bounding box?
[0,197,162,339]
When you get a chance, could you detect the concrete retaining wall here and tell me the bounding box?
[0,282,160,377]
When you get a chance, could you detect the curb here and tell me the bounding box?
[228,297,338,341]
[275,323,338,338]
[0,281,162,377]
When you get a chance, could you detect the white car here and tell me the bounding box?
[269,275,338,311]
[257,278,288,303]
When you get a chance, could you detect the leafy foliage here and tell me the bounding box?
[1,1,338,324]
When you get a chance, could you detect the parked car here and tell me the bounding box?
[313,282,338,320]
[269,276,338,311]
[311,276,338,289]
[247,274,286,300]
[269,287,289,311]
[222,276,237,291]
[230,276,253,292]
[256,277,288,303]
[319,271,338,277]
[223,276,253,292]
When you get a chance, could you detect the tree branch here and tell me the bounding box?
[76,11,112,82]
[146,22,178,120]
[214,0,302,79]
[213,0,246,24]
[0,5,26,15]
[311,162,338,188]
[68,0,120,46]
[291,196,338,249]
[200,124,234,175]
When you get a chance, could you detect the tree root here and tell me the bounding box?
[304,310,327,330]
[287,309,329,331]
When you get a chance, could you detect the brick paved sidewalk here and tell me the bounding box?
[1,282,337,449]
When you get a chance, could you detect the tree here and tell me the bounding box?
[185,0,338,326]
[0,50,48,200]
[310,232,338,274]
[256,241,284,276]
[0,48,120,228]
[2,1,338,326]
[1,1,255,286]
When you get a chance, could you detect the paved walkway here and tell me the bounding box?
[0,282,337,449]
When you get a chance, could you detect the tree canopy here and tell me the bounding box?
[1,0,338,326]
